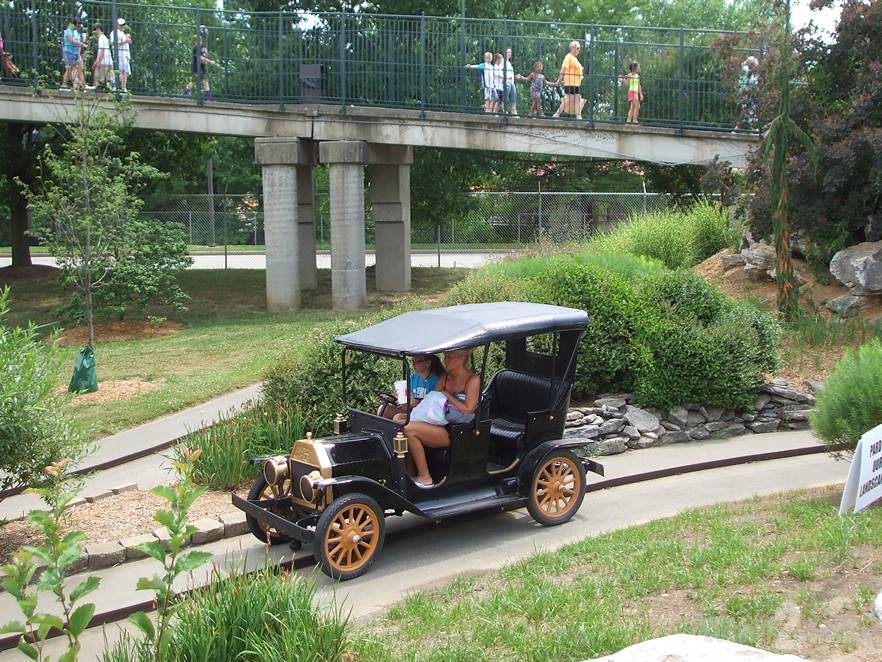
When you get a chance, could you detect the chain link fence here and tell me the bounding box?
[138,191,685,252]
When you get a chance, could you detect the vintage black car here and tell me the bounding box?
[232,302,604,580]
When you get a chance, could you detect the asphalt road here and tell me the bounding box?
[0,251,507,270]
[1,450,849,661]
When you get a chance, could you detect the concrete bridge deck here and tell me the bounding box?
[0,87,757,167]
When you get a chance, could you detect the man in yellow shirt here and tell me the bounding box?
[552,41,583,120]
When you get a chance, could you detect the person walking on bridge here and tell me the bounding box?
[60,18,86,90]
[90,24,113,91]
[503,47,518,115]
[113,18,132,93]
[465,51,495,113]
[552,40,583,120]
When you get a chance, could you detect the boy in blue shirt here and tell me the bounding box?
[61,18,86,90]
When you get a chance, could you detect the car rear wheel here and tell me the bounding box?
[314,493,385,581]
[246,475,299,547]
[526,450,586,526]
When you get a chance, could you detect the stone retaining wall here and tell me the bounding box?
[565,380,816,456]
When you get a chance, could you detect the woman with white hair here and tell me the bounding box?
[403,347,480,488]
[552,40,584,120]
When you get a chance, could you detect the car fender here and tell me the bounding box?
[316,476,429,518]
[518,439,605,492]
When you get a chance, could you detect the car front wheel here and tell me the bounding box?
[246,474,298,547]
[314,493,386,580]
[526,449,586,526]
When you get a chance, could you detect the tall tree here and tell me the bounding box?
[1,123,38,267]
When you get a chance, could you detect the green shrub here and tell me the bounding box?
[173,401,305,490]
[810,340,882,449]
[0,287,88,493]
[262,311,404,435]
[104,566,349,662]
[640,269,726,325]
[586,202,738,269]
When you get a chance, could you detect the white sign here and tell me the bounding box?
[839,422,882,515]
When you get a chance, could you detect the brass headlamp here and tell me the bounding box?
[263,455,289,486]
[393,430,408,458]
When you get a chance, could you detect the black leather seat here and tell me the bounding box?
[486,370,558,458]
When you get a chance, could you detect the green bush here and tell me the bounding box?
[0,287,88,492]
[173,401,305,490]
[586,202,738,269]
[103,566,349,662]
[640,269,726,325]
[262,311,404,435]
[810,340,882,449]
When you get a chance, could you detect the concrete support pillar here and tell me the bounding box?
[296,142,318,290]
[255,140,297,311]
[368,144,412,292]
[319,140,368,310]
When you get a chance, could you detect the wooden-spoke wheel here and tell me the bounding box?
[246,475,298,547]
[315,493,386,581]
[527,450,586,527]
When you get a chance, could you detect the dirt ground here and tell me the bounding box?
[694,250,882,386]
[54,379,162,405]
[0,486,248,563]
[57,319,182,345]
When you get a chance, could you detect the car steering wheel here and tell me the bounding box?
[376,391,397,406]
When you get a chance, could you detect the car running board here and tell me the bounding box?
[421,494,527,521]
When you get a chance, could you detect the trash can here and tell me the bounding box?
[299,63,325,100]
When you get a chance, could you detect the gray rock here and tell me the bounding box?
[826,294,866,318]
[702,406,724,421]
[85,490,113,503]
[631,436,657,449]
[581,633,808,662]
[667,406,689,427]
[713,423,746,439]
[805,379,824,394]
[577,407,603,416]
[623,425,640,441]
[661,421,681,431]
[704,421,730,432]
[624,405,661,433]
[830,240,882,291]
[741,412,756,422]
[743,240,777,270]
[688,428,710,440]
[220,511,249,538]
[721,409,735,422]
[602,406,625,418]
[86,542,126,570]
[662,431,691,443]
[687,411,706,427]
[644,431,658,440]
[595,437,627,455]
[748,420,780,433]
[721,253,746,270]
[786,420,811,430]
[190,518,224,545]
[563,425,600,440]
[598,418,626,436]
[121,533,156,560]
[760,383,815,404]
[566,410,583,422]
[744,263,772,282]
[565,419,586,429]
[595,396,626,409]
[782,405,812,422]
[754,394,771,411]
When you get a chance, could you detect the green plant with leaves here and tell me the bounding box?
[174,401,306,491]
[22,94,163,346]
[0,286,89,495]
[810,339,882,451]
[125,448,212,662]
[0,463,100,662]
[761,0,815,322]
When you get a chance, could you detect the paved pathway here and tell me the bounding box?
[0,384,261,522]
[0,251,508,271]
[0,431,849,660]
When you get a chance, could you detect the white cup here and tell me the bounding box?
[394,380,407,405]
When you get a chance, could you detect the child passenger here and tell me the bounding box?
[518,61,558,116]
[623,61,643,124]
[378,354,445,421]
[464,52,495,113]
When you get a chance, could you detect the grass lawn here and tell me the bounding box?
[351,487,882,661]
[0,266,469,439]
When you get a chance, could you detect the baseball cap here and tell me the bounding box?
[117,18,126,26]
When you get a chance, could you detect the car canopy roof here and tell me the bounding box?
[335,302,588,355]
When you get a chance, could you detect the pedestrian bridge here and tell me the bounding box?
[0,1,762,311]
[0,88,756,167]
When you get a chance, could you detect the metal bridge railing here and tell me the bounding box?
[0,1,762,132]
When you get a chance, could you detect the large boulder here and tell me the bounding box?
[582,634,807,662]
[826,294,865,318]
[742,240,777,271]
[829,240,882,292]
